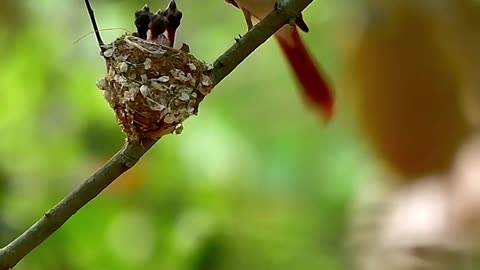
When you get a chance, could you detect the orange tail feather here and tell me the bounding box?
[276,28,334,121]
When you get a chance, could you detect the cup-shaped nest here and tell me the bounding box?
[96,35,214,142]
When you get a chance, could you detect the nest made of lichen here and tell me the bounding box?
[96,35,214,142]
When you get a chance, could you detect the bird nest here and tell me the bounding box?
[96,35,214,142]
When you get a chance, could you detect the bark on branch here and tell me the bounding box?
[0,0,314,268]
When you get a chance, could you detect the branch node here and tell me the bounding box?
[120,152,139,168]
[234,34,243,43]
[288,17,296,26]
[274,1,283,12]
[44,210,54,218]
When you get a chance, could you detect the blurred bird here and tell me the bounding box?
[225,0,334,121]
[338,0,480,269]
[340,0,473,179]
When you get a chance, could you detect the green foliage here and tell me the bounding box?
[0,0,364,269]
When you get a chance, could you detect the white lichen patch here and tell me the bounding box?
[140,85,149,97]
[119,62,128,73]
[205,63,214,71]
[151,81,168,91]
[179,93,190,101]
[123,86,139,102]
[171,69,189,82]
[163,114,176,124]
[96,78,106,90]
[187,63,197,71]
[103,47,114,58]
[144,58,152,70]
[201,75,213,87]
[181,87,194,95]
[113,74,128,85]
[159,76,170,83]
[198,75,214,95]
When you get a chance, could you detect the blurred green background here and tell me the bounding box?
[0,0,370,269]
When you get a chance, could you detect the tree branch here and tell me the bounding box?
[0,140,156,269]
[211,0,314,84]
[0,0,314,268]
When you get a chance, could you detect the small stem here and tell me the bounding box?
[84,0,104,49]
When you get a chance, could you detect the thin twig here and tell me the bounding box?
[84,0,104,48]
[0,139,157,269]
[0,0,314,268]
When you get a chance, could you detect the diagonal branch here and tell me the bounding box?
[211,0,314,84]
[0,140,156,269]
[0,0,314,269]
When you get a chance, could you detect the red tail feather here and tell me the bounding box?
[276,28,334,121]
